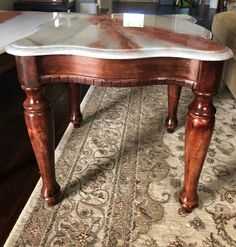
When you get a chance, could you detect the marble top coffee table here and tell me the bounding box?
[0,11,57,74]
[6,13,233,212]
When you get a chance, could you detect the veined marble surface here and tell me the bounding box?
[6,13,233,61]
[0,11,58,54]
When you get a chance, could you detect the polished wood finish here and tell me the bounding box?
[22,86,60,205]
[180,60,223,212]
[15,54,224,211]
[68,83,83,127]
[16,56,60,205]
[165,84,182,133]
[38,55,199,88]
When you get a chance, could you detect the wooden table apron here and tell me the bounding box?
[15,55,224,212]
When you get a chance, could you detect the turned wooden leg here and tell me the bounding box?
[16,56,60,206]
[68,83,83,128]
[165,84,182,133]
[23,86,60,206]
[179,90,216,212]
[22,86,60,206]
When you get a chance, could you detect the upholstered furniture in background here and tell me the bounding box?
[212,11,236,98]
[227,0,236,10]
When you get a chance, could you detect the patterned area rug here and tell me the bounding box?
[5,85,236,247]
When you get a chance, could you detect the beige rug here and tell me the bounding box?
[5,85,236,247]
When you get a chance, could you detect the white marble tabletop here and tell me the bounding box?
[0,11,58,54]
[6,13,233,61]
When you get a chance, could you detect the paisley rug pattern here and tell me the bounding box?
[5,85,236,247]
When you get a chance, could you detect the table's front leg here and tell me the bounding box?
[16,56,60,206]
[165,84,182,133]
[179,90,215,212]
[179,61,223,211]
[178,60,224,212]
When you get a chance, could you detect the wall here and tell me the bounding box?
[0,0,16,10]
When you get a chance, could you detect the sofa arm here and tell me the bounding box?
[212,11,236,98]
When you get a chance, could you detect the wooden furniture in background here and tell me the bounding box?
[19,0,72,3]
[14,1,75,12]
[217,0,234,11]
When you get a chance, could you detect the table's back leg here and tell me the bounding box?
[68,83,83,128]
[16,56,60,206]
[165,84,182,133]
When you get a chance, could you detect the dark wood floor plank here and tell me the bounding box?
[0,69,72,245]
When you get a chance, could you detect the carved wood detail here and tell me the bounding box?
[38,55,200,88]
[40,74,196,88]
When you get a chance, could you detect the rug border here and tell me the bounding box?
[4,86,95,247]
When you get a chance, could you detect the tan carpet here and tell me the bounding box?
[5,85,236,247]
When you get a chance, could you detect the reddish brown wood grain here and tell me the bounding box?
[179,60,223,212]
[16,56,60,205]
[22,86,60,205]
[165,84,182,132]
[38,55,200,88]
[68,83,83,128]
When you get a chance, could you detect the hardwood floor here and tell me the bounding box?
[0,70,60,246]
[0,69,89,246]
[0,4,217,246]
